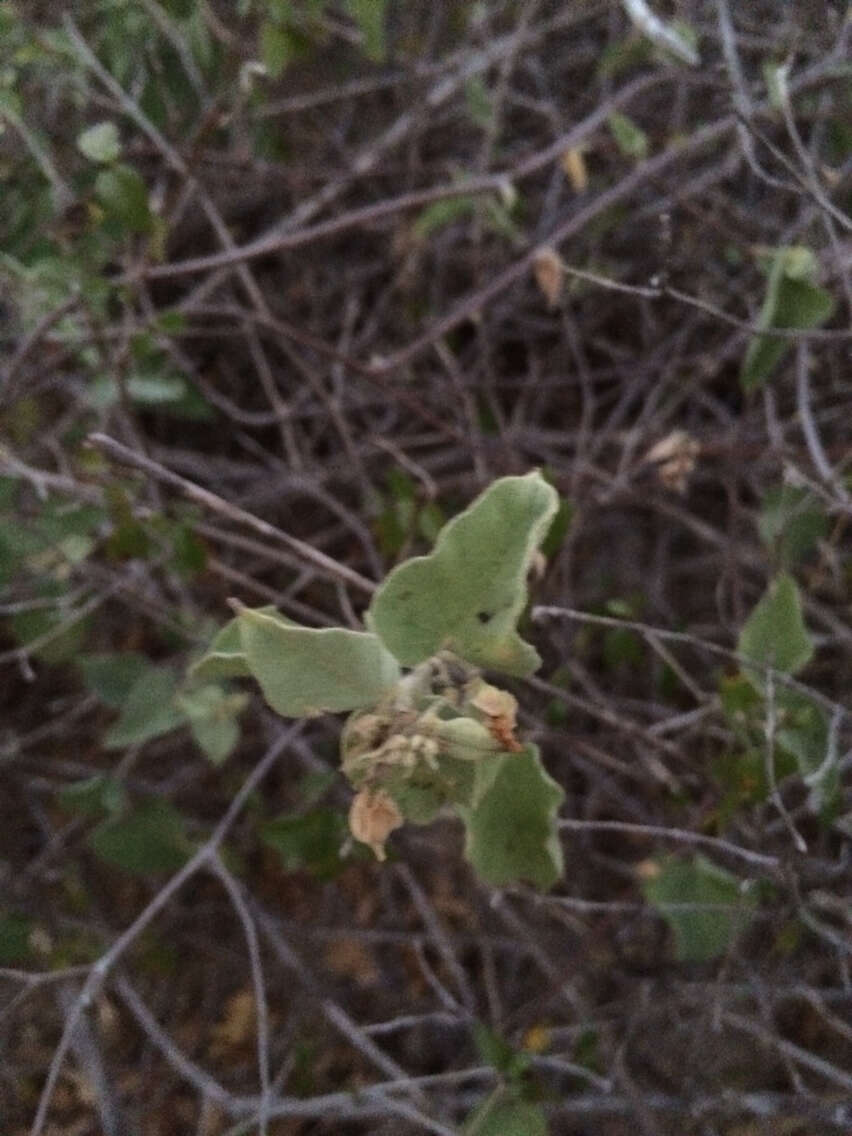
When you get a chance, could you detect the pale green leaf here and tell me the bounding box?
[95,164,152,233]
[776,688,831,782]
[762,60,788,111]
[190,606,278,682]
[460,745,564,890]
[758,485,827,569]
[104,667,185,749]
[238,606,401,716]
[345,0,387,62]
[367,472,558,676]
[177,683,247,765]
[741,249,835,391]
[77,121,120,163]
[642,855,757,962]
[260,20,292,77]
[126,373,187,404]
[738,572,814,682]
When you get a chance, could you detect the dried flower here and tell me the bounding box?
[348,788,403,860]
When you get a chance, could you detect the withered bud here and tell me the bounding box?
[645,429,701,495]
[348,789,403,861]
[470,684,518,727]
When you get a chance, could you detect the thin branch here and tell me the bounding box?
[30,726,299,1136]
[531,605,850,722]
[86,433,376,596]
[208,856,271,1136]
[557,818,780,871]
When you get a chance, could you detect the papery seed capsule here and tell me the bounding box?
[348,788,403,861]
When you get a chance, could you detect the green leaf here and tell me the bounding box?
[104,667,185,749]
[162,0,195,16]
[460,745,564,890]
[758,485,827,569]
[737,572,814,683]
[465,75,492,127]
[539,487,573,559]
[0,913,33,965]
[642,855,757,962]
[59,775,127,818]
[345,0,387,61]
[763,60,787,109]
[367,472,558,676]
[413,196,476,241]
[95,164,153,233]
[169,521,207,578]
[260,20,292,77]
[472,1023,530,1081]
[126,373,188,404]
[77,121,121,163]
[741,250,835,391]
[78,652,153,708]
[190,607,278,682]
[608,111,648,159]
[719,673,762,727]
[237,606,401,716]
[177,683,247,765]
[261,808,347,879]
[90,799,191,875]
[776,688,831,783]
[10,607,91,664]
[597,35,653,79]
[462,1089,548,1136]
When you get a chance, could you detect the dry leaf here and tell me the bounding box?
[210,988,256,1055]
[522,1023,552,1053]
[324,937,379,987]
[561,146,588,192]
[533,246,564,309]
[645,429,701,494]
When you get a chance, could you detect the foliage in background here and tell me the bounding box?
[0,0,849,1131]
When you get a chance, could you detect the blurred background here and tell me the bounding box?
[1,2,850,1133]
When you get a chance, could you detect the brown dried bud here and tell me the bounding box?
[348,789,403,861]
[470,684,518,727]
[469,684,523,752]
[532,246,564,310]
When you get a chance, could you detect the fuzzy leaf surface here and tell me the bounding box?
[190,605,277,682]
[367,472,558,676]
[238,606,401,717]
[460,745,564,890]
[642,855,757,962]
